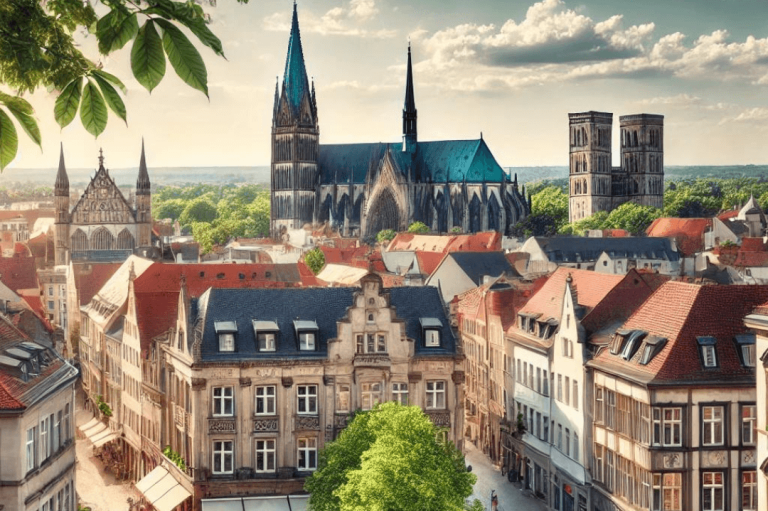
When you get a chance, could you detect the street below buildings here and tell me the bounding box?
[465,442,548,511]
[75,390,141,511]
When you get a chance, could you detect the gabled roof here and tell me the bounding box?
[519,267,625,322]
[73,262,122,306]
[388,232,501,253]
[317,139,506,184]
[414,252,445,276]
[443,251,518,284]
[645,218,712,256]
[592,282,768,383]
[0,255,38,293]
[197,286,455,361]
[69,155,135,219]
[531,236,680,263]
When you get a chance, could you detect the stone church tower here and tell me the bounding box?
[54,144,70,265]
[568,111,664,223]
[135,140,152,247]
[270,2,319,238]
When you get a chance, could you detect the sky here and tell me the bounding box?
[8,0,768,172]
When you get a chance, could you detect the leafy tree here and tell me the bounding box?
[376,229,396,243]
[178,197,217,226]
[510,213,559,238]
[530,186,568,229]
[306,402,476,511]
[407,221,430,234]
[0,0,248,169]
[154,198,186,221]
[558,211,609,236]
[603,202,662,236]
[304,247,325,275]
[190,221,214,253]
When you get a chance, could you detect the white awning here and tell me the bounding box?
[203,495,309,511]
[92,432,120,448]
[78,417,99,434]
[136,466,191,511]
[242,496,290,511]
[201,498,244,511]
[83,422,107,442]
[89,427,112,445]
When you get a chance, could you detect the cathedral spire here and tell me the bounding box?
[281,2,311,117]
[402,43,417,153]
[272,77,280,125]
[55,143,69,196]
[136,138,151,195]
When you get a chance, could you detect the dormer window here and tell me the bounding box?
[420,318,443,347]
[697,336,718,368]
[611,330,631,355]
[253,321,279,352]
[639,335,666,365]
[294,320,319,351]
[214,321,238,352]
[620,330,647,361]
[735,334,756,368]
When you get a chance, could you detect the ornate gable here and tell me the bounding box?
[71,164,136,225]
[299,89,315,127]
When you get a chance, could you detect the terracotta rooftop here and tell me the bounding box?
[387,232,501,253]
[0,254,38,293]
[73,263,122,306]
[646,218,712,256]
[592,282,768,383]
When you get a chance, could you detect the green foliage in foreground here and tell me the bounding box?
[152,184,269,253]
[305,402,476,511]
[407,221,430,234]
[559,202,662,236]
[376,229,396,243]
[304,247,325,275]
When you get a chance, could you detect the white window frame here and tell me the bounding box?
[742,344,756,367]
[336,384,350,412]
[254,439,276,473]
[652,407,682,447]
[742,404,757,445]
[218,333,235,352]
[392,383,408,405]
[701,345,717,368]
[425,329,440,347]
[299,332,316,351]
[212,440,233,474]
[255,386,276,416]
[426,380,446,409]
[26,426,36,472]
[297,437,317,471]
[297,385,318,415]
[54,411,61,452]
[212,386,234,417]
[702,405,724,447]
[258,333,276,352]
[742,470,757,511]
[361,382,382,410]
[702,471,724,511]
[40,416,50,461]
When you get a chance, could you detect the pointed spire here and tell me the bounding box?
[281,2,311,117]
[136,139,151,195]
[404,42,416,113]
[98,148,105,170]
[311,77,317,113]
[272,76,280,124]
[55,143,69,196]
[402,43,418,152]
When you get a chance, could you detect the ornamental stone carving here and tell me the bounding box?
[353,355,391,368]
[334,414,351,429]
[282,377,293,388]
[239,377,252,387]
[191,378,206,390]
[743,450,756,465]
[296,415,321,431]
[426,410,451,428]
[208,418,236,434]
[253,417,279,433]
[704,450,726,467]
[663,453,682,468]
[408,372,422,383]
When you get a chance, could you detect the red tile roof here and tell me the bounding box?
[0,255,37,293]
[602,229,629,238]
[73,263,123,306]
[519,267,625,321]
[593,282,768,382]
[717,210,739,221]
[387,232,501,253]
[415,252,446,276]
[646,218,712,256]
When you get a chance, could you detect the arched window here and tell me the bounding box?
[582,127,587,146]
[71,229,87,252]
[117,229,135,250]
[633,131,638,147]
[91,227,115,251]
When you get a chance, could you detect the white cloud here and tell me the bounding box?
[405,0,768,93]
[263,0,394,39]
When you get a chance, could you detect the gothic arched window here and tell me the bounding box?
[91,227,115,251]
[71,229,87,252]
[117,229,135,250]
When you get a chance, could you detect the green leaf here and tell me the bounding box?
[79,81,108,137]
[145,1,225,58]
[96,9,139,54]
[131,20,166,93]
[92,69,127,94]
[155,19,208,97]
[54,78,83,128]
[0,92,34,115]
[6,107,42,149]
[91,74,127,125]
[0,109,19,171]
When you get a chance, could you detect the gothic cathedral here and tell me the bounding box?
[270,4,530,239]
[54,142,153,265]
[568,111,664,223]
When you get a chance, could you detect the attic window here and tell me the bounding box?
[294,320,319,351]
[639,335,666,365]
[217,273,225,279]
[253,321,279,352]
[696,336,718,368]
[214,321,238,352]
[735,334,756,368]
[611,330,631,355]
[420,318,443,347]
[199,271,205,277]
[620,330,647,361]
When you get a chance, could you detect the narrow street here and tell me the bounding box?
[465,442,548,511]
[75,390,141,511]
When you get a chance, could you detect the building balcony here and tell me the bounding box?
[425,410,451,428]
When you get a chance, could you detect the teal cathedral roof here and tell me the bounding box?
[282,2,311,117]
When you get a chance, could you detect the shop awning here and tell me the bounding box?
[202,495,310,511]
[92,431,120,448]
[135,466,192,511]
[78,417,100,434]
[82,421,108,444]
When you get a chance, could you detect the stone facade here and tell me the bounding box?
[54,144,152,266]
[270,5,529,239]
[569,112,664,223]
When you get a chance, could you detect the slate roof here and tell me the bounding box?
[645,218,712,256]
[447,251,518,284]
[318,139,506,185]
[197,286,455,362]
[533,236,680,263]
[591,282,768,383]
